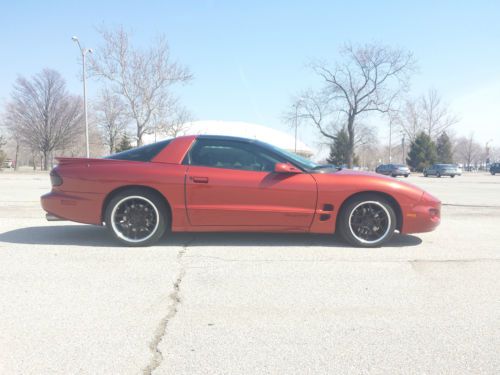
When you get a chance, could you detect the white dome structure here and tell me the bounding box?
[145,120,314,157]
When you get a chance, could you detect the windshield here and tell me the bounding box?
[256,141,321,170]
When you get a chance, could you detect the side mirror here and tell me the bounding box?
[274,162,302,174]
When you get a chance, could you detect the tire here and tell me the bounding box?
[404,174,409,178]
[451,175,455,178]
[424,172,428,177]
[337,194,397,248]
[105,188,168,246]
[492,172,496,176]
[437,172,441,178]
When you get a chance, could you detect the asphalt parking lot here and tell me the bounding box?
[0,171,499,374]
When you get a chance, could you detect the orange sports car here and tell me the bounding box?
[41,135,440,247]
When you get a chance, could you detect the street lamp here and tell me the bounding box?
[388,118,393,163]
[293,98,305,153]
[72,36,92,158]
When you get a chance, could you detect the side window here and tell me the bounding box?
[187,139,285,172]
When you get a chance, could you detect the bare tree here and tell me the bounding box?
[455,133,482,170]
[4,69,83,170]
[94,89,128,153]
[394,99,421,143]
[420,89,458,139]
[89,26,192,146]
[0,134,7,168]
[160,107,192,138]
[295,43,415,167]
[396,89,458,142]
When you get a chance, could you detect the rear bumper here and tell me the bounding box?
[41,191,104,225]
[393,171,410,176]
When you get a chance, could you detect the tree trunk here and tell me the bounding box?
[43,150,49,171]
[14,142,19,171]
[347,114,355,168]
[136,122,143,147]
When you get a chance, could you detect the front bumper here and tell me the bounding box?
[401,192,441,234]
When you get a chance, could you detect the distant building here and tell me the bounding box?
[144,120,314,157]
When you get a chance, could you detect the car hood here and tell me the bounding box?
[313,168,431,198]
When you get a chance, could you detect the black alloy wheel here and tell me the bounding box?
[337,194,396,247]
[105,189,168,246]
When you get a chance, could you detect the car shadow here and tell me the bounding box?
[0,225,423,248]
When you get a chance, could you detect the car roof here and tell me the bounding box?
[196,134,257,143]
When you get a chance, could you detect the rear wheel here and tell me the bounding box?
[105,189,168,246]
[437,172,441,178]
[404,174,409,178]
[424,172,428,177]
[337,194,396,248]
[451,175,455,178]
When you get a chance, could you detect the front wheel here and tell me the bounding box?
[337,194,396,247]
[404,174,409,178]
[451,175,455,178]
[105,189,168,246]
[437,172,441,178]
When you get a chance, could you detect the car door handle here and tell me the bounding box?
[191,176,209,183]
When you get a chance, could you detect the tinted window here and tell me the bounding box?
[106,139,171,162]
[255,141,320,170]
[187,139,285,172]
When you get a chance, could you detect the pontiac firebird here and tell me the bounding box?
[41,135,441,247]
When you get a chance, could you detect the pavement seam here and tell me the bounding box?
[142,237,195,375]
[442,203,500,208]
[183,254,500,264]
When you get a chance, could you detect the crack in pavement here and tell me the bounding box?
[142,237,195,375]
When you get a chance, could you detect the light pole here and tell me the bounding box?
[293,98,304,153]
[72,36,92,158]
[401,134,406,164]
[388,118,393,163]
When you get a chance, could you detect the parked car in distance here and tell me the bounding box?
[1,159,13,169]
[423,164,461,178]
[375,164,410,178]
[41,135,441,248]
[490,163,500,175]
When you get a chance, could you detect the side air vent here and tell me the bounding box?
[319,214,331,221]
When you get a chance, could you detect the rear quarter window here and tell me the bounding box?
[105,139,171,162]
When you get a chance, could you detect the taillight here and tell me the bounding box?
[50,169,63,186]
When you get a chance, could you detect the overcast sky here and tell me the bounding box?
[1,0,499,152]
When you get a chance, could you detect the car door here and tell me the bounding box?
[184,138,317,228]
